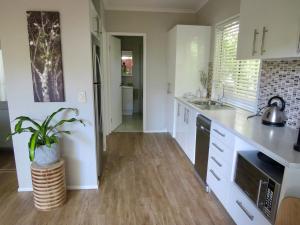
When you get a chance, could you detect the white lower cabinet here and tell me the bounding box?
[174,100,197,164]
[208,122,271,225]
[229,183,270,225]
[207,132,233,209]
[207,154,230,208]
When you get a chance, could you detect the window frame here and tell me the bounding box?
[212,15,261,112]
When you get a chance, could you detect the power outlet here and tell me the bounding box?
[78,91,87,103]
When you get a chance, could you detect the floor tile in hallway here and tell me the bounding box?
[114,114,143,132]
[0,133,234,225]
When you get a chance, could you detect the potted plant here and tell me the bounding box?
[7,108,84,166]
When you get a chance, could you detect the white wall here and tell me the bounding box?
[0,0,98,190]
[105,11,197,131]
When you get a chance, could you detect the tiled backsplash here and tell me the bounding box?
[258,59,300,129]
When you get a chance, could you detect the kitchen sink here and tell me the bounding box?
[189,100,235,110]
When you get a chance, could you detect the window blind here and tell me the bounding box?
[213,17,261,111]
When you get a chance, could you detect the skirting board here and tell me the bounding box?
[18,185,99,192]
[144,129,168,133]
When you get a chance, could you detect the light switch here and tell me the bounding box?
[78,91,87,103]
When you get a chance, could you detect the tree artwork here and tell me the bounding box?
[27,11,65,102]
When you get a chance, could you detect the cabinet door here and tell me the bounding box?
[237,0,264,60]
[238,0,300,60]
[185,107,197,164]
[167,28,177,135]
[175,26,211,96]
[175,102,185,150]
[260,0,300,59]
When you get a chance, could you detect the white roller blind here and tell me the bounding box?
[213,17,261,111]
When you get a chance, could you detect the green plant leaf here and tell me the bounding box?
[28,131,39,161]
[50,135,59,144]
[48,118,85,134]
[14,116,41,130]
[6,127,37,141]
[45,136,51,148]
[44,108,78,130]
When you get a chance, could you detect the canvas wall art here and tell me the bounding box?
[27,11,65,102]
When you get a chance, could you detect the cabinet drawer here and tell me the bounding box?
[210,136,234,165]
[211,122,235,148]
[209,148,229,177]
[229,183,271,225]
[207,158,229,207]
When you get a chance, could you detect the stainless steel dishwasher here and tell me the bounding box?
[194,114,211,192]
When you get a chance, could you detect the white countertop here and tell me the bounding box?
[176,97,300,168]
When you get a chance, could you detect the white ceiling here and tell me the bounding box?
[103,0,209,13]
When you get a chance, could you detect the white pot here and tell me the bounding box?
[34,144,60,166]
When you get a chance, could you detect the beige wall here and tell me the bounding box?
[105,11,197,131]
[197,0,241,61]
[197,0,240,26]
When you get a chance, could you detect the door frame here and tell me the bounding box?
[106,32,147,133]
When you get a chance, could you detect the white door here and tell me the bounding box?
[109,36,122,131]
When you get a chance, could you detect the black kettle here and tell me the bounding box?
[262,96,287,127]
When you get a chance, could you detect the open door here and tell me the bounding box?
[109,36,122,131]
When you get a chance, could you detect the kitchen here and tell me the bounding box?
[0,0,300,224]
[165,0,300,225]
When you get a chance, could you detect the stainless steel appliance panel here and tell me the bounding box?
[194,115,211,190]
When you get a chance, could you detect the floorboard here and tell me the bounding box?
[0,133,234,225]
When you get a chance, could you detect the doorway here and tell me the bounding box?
[108,34,146,133]
[0,46,15,172]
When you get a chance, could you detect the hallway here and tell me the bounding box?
[0,133,233,225]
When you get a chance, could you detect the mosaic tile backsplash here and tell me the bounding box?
[258,59,300,129]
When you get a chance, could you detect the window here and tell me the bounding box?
[213,17,261,111]
[0,49,6,101]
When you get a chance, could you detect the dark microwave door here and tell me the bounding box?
[235,153,268,204]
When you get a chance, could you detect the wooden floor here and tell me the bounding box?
[0,133,234,225]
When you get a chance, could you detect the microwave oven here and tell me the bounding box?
[234,151,284,224]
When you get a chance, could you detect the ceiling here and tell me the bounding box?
[103,0,209,13]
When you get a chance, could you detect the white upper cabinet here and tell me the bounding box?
[237,0,300,60]
[173,25,211,97]
[167,25,210,135]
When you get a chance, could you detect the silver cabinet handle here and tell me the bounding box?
[252,29,259,56]
[297,31,300,54]
[236,200,254,221]
[261,26,268,55]
[209,169,220,181]
[177,104,180,117]
[212,143,224,153]
[213,129,225,137]
[183,108,186,123]
[211,156,222,167]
